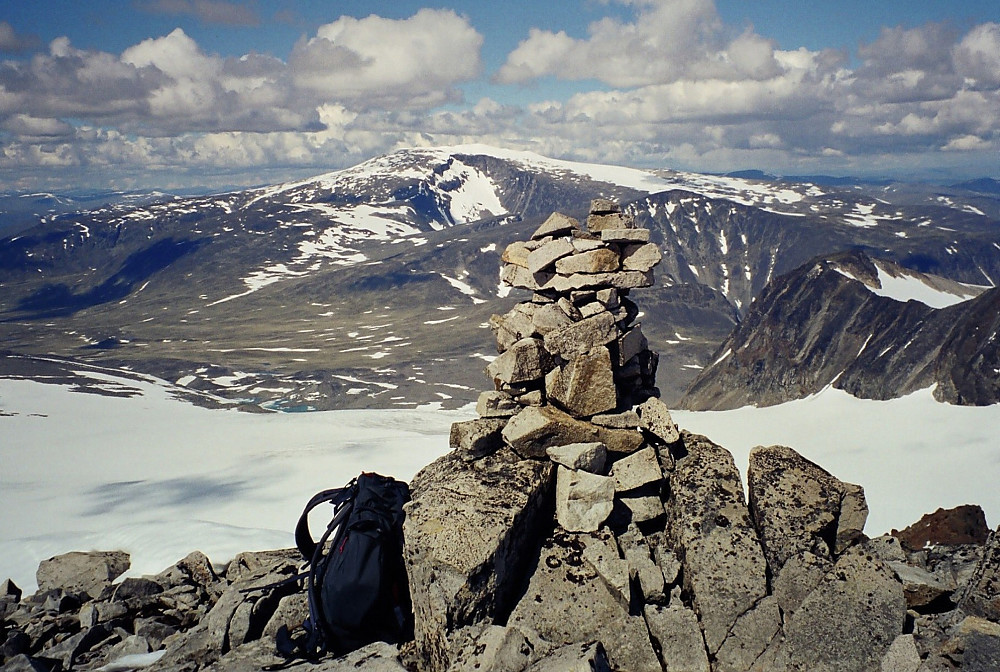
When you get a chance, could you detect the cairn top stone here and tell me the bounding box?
[590,198,621,215]
[532,212,581,240]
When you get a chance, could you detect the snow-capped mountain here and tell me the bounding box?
[680,251,999,410]
[1,145,998,410]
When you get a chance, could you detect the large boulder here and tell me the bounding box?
[507,531,662,672]
[765,544,907,671]
[403,449,553,670]
[665,432,771,657]
[748,444,868,574]
[35,551,130,598]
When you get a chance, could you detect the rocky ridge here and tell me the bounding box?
[3,202,1000,671]
[680,251,1000,410]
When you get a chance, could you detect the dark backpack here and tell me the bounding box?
[276,472,412,658]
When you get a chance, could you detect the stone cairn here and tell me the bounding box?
[486,197,661,419]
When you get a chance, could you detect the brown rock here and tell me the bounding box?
[501,405,602,459]
[891,504,990,551]
[501,240,531,268]
[620,242,662,272]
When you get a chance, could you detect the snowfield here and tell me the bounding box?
[3,371,999,595]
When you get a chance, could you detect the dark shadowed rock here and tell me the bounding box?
[403,448,553,670]
[887,561,957,609]
[959,527,1000,622]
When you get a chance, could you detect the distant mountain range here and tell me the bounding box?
[1,145,998,410]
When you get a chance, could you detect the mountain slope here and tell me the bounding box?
[2,145,999,410]
[680,251,997,409]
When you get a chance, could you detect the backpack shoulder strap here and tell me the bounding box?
[294,480,357,562]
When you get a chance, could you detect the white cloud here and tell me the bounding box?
[496,0,782,87]
[290,10,482,109]
[0,4,998,192]
[953,22,1000,88]
[942,134,993,151]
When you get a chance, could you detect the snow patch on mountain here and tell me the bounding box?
[835,259,984,309]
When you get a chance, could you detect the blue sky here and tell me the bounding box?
[1,0,998,192]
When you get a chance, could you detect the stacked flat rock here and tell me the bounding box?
[487,199,661,419]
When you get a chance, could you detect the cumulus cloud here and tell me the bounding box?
[494,1,999,177]
[1,3,997,192]
[290,10,482,109]
[953,22,1000,88]
[0,10,482,138]
[496,0,781,86]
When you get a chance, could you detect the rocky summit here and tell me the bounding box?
[3,201,1000,672]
